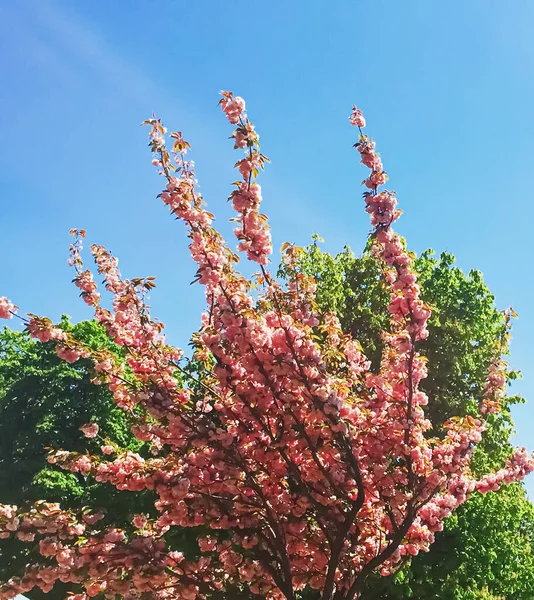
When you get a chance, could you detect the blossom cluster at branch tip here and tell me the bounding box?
[220,90,272,266]
[0,297,16,319]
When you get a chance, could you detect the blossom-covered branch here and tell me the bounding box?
[0,95,532,600]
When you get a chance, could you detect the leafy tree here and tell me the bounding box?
[0,319,152,599]
[0,95,532,600]
[286,239,534,598]
[0,319,139,506]
[0,320,209,599]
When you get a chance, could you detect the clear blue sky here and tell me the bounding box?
[1,0,534,493]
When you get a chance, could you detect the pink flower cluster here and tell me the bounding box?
[221,91,272,266]
[480,355,507,415]
[80,423,99,439]
[219,91,246,124]
[475,448,534,493]
[26,317,67,344]
[0,297,16,320]
[25,316,85,364]
[349,105,366,128]
[0,501,209,599]
[75,270,100,307]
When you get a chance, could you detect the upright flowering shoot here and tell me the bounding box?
[220,91,272,266]
[0,95,532,600]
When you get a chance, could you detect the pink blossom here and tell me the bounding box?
[349,105,366,128]
[56,346,81,364]
[80,423,99,438]
[132,514,147,529]
[220,91,246,124]
[0,297,16,319]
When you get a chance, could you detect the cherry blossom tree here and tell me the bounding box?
[0,94,532,600]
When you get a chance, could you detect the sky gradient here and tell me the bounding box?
[1,0,534,492]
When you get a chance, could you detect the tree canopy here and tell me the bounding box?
[0,95,532,600]
[0,320,154,598]
[288,239,534,598]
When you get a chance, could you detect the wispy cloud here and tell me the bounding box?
[0,0,359,253]
[30,1,161,107]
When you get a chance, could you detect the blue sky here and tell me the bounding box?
[1,0,534,492]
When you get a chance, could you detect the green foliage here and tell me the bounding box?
[0,318,209,599]
[403,483,534,599]
[0,318,149,598]
[0,318,142,504]
[367,483,534,599]
[286,238,534,599]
